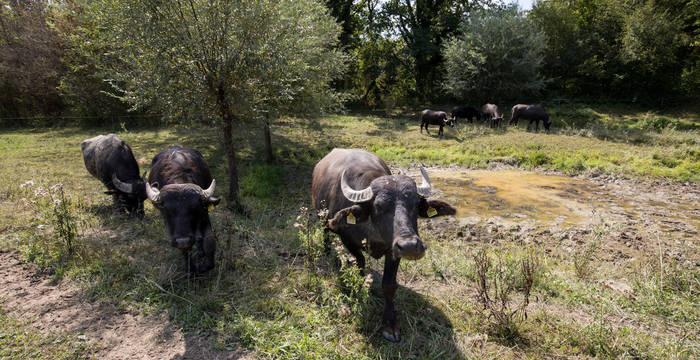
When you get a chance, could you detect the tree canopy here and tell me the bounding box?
[71,0,346,205]
[442,4,546,102]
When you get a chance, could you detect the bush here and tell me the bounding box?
[473,247,539,342]
[442,5,546,102]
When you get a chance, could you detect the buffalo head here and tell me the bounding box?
[146,179,220,250]
[328,167,455,260]
[110,173,147,216]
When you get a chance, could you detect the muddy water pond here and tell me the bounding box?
[429,170,700,236]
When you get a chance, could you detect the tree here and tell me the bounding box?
[621,1,683,97]
[442,5,546,102]
[382,0,480,101]
[0,0,65,118]
[74,0,346,209]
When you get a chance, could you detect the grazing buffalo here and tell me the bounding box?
[81,134,146,216]
[312,149,456,342]
[420,109,454,137]
[482,103,503,129]
[146,146,220,274]
[451,106,481,124]
[510,104,551,132]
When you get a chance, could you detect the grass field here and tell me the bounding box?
[0,103,698,359]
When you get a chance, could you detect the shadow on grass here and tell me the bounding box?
[359,275,466,359]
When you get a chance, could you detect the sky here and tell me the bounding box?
[517,0,535,10]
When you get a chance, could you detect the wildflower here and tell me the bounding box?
[348,256,357,265]
[19,180,34,189]
[364,274,374,287]
[293,222,302,228]
[50,183,64,191]
[317,209,329,218]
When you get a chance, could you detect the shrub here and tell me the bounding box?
[473,247,539,342]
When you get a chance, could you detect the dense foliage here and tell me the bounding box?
[442,5,547,102]
[0,0,697,120]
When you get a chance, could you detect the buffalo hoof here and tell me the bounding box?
[382,326,401,343]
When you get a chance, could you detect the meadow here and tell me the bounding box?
[0,102,698,359]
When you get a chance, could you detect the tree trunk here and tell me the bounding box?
[264,120,273,163]
[216,85,242,212]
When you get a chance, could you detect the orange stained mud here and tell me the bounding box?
[430,170,611,226]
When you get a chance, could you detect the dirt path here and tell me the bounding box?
[0,251,252,360]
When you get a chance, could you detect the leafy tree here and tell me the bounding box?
[73,0,346,208]
[621,0,683,97]
[0,0,65,118]
[530,0,698,100]
[51,1,134,122]
[382,0,480,101]
[442,5,546,102]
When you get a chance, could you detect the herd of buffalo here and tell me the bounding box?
[421,103,551,137]
[80,104,546,342]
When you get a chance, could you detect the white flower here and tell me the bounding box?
[19,180,34,189]
[293,222,302,228]
[317,209,329,218]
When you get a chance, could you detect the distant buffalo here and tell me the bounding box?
[510,104,551,132]
[312,148,456,342]
[146,146,220,274]
[81,134,146,216]
[420,109,454,137]
[451,106,481,124]
[482,103,503,129]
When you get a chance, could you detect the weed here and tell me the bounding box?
[573,219,606,280]
[473,247,539,343]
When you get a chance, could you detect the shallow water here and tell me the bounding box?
[430,170,700,236]
[430,170,600,226]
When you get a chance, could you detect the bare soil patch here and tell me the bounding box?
[0,251,252,360]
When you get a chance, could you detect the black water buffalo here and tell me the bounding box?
[510,104,551,132]
[451,106,481,123]
[81,134,146,216]
[420,109,454,137]
[482,103,503,129]
[146,146,220,274]
[312,149,456,342]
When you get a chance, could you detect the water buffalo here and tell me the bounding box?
[312,149,456,342]
[146,146,220,274]
[451,106,481,124]
[81,134,146,216]
[420,109,454,137]
[510,104,551,132]
[482,103,503,129]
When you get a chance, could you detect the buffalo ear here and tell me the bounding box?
[419,199,456,218]
[328,204,370,230]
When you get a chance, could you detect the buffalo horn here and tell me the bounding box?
[340,170,373,203]
[416,166,432,197]
[112,174,133,194]
[146,182,161,203]
[201,179,216,200]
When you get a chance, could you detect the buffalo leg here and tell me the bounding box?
[381,256,401,342]
[346,243,366,269]
[195,235,216,274]
[535,119,540,132]
[424,123,430,135]
[438,125,444,137]
[182,249,194,274]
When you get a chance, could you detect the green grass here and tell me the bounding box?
[0,103,698,359]
[0,308,91,359]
